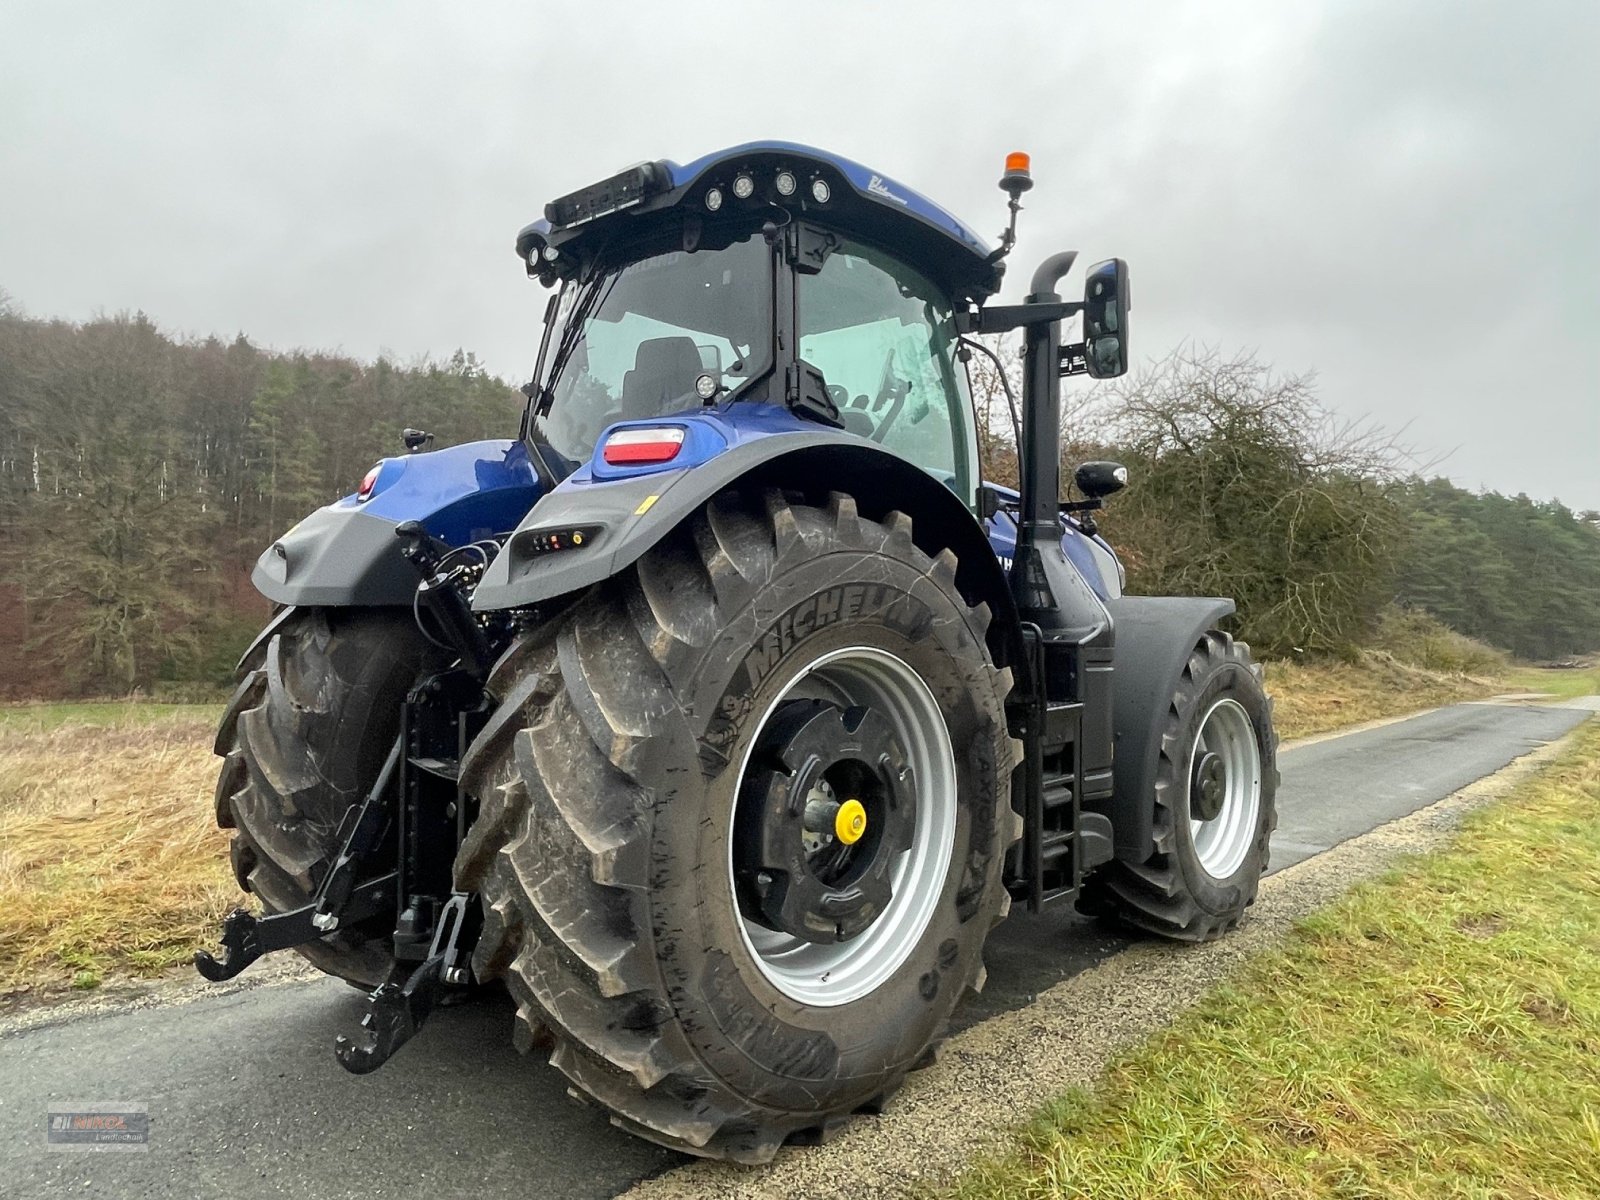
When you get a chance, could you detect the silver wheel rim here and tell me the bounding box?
[1188,697,1262,879]
[729,646,956,1007]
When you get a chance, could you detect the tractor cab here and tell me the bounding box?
[517,143,993,501]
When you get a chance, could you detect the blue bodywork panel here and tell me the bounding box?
[254,406,1123,614]
[668,141,990,256]
[981,485,1124,604]
[521,406,1122,601]
[518,142,989,257]
[517,142,1000,298]
[251,439,542,606]
[335,439,542,544]
[574,402,815,485]
[332,410,1124,597]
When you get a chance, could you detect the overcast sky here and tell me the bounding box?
[2,1,1595,507]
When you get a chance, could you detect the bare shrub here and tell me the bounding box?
[1073,347,1414,658]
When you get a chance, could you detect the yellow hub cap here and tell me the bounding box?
[834,799,868,845]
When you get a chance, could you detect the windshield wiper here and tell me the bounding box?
[535,273,619,416]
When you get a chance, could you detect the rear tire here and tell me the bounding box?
[454,489,1020,1161]
[1087,630,1278,941]
[213,607,440,987]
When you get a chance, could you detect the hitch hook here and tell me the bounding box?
[334,892,474,1074]
[194,907,265,982]
[334,956,445,1075]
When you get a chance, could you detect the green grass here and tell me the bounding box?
[0,701,219,731]
[1503,663,1600,700]
[936,721,1600,1200]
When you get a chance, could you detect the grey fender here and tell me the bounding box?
[1104,595,1237,861]
[233,603,300,674]
[472,432,1024,668]
[251,507,422,607]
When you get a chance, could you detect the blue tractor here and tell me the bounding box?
[199,143,1278,1161]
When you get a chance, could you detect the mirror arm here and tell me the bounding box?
[959,300,1082,335]
[1060,496,1104,537]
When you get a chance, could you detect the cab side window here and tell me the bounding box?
[797,237,974,498]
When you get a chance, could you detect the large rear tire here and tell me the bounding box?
[1087,630,1278,941]
[213,607,441,987]
[454,489,1020,1162]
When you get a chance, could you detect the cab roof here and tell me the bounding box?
[516,141,1003,301]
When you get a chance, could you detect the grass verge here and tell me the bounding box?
[0,705,241,1005]
[0,700,218,731]
[1503,661,1600,700]
[1264,651,1500,742]
[936,720,1600,1200]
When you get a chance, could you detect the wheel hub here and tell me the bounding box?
[1191,750,1226,821]
[735,699,915,944]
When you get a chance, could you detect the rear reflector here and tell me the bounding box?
[602,426,686,466]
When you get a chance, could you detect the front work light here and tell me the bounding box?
[602,426,686,466]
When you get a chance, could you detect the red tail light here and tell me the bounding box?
[357,464,380,500]
[602,426,686,466]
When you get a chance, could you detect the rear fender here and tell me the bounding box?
[472,430,1024,670]
[251,440,541,607]
[1103,596,1237,860]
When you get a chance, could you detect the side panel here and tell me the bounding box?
[1101,595,1237,860]
[251,440,541,607]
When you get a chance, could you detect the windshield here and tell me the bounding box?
[527,233,773,475]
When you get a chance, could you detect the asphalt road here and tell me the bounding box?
[1,699,1589,1199]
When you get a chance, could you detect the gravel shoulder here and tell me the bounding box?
[618,727,1582,1200]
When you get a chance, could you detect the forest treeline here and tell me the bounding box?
[0,303,519,696]
[0,302,1596,697]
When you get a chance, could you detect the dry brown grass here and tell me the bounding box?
[1265,650,1503,742]
[0,709,243,1005]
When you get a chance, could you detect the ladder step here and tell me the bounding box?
[408,756,459,782]
[1042,778,1075,809]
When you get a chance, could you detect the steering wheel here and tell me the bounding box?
[868,350,912,443]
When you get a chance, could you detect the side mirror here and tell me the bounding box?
[1083,258,1130,379]
[1074,460,1128,500]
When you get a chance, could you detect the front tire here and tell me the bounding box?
[1088,630,1278,941]
[454,490,1020,1161]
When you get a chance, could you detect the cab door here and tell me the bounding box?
[794,231,978,506]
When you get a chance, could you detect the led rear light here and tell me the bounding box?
[357,464,380,500]
[602,426,686,466]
